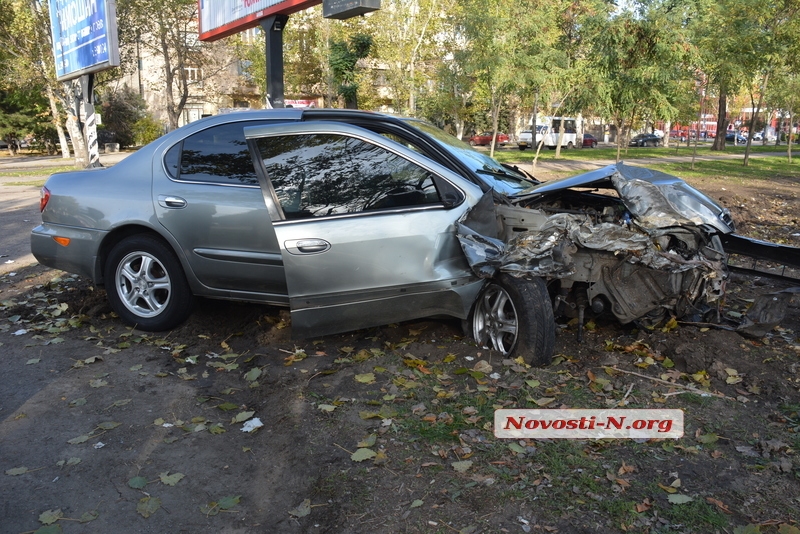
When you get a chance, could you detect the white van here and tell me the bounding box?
[539,117,578,149]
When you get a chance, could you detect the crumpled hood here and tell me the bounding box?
[513,162,735,234]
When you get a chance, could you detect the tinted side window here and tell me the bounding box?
[169,121,264,185]
[256,134,442,219]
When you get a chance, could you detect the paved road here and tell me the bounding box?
[0,152,130,275]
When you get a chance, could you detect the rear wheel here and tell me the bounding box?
[567,142,574,149]
[471,274,555,366]
[104,235,194,331]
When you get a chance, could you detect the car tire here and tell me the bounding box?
[470,140,477,146]
[518,146,526,151]
[470,274,555,366]
[104,234,194,331]
[567,142,574,149]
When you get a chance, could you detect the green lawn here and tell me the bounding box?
[492,143,799,182]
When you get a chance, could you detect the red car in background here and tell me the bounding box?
[582,133,598,148]
[469,132,510,146]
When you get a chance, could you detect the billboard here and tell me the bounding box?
[198,0,319,42]
[323,0,380,19]
[49,0,120,81]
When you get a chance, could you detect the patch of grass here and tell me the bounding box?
[532,440,598,477]
[314,469,351,498]
[680,393,715,407]
[3,179,47,187]
[655,156,799,183]
[0,166,76,178]
[493,144,799,183]
[398,417,460,443]
[658,498,729,531]
[597,498,639,529]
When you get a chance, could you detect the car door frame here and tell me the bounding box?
[244,121,486,338]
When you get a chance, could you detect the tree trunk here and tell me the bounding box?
[744,72,768,167]
[788,110,794,165]
[615,116,624,162]
[554,117,565,158]
[60,81,89,165]
[489,96,500,158]
[46,85,71,159]
[712,90,727,151]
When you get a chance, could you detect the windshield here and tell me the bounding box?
[402,118,537,196]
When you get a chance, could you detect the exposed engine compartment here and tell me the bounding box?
[457,163,730,328]
[497,198,727,326]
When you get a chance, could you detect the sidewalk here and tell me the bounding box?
[0,150,131,174]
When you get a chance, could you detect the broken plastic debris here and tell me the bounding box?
[4,260,14,264]
[93,442,105,449]
[241,418,263,432]
[13,329,27,336]
[736,287,800,338]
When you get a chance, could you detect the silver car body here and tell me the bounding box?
[31,109,736,342]
[32,110,485,337]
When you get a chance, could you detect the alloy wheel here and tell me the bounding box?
[115,251,172,318]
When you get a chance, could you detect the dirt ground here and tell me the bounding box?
[1,156,799,534]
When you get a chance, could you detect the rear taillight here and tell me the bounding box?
[40,186,50,212]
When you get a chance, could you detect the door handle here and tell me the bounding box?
[158,195,187,209]
[284,239,331,255]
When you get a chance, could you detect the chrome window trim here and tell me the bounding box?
[244,121,468,222]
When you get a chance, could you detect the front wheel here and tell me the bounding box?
[104,234,194,331]
[566,142,574,149]
[471,274,555,366]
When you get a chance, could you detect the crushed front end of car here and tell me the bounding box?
[458,163,732,336]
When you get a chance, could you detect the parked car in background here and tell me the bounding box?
[517,125,547,151]
[725,132,748,145]
[582,133,598,148]
[652,129,665,138]
[517,130,533,151]
[752,131,776,142]
[629,133,662,147]
[469,131,509,146]
[32,109,744,368]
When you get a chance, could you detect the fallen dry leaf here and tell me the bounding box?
[705,497,732,514]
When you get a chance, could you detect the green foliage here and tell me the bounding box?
[132,115,163,147]
[98,86,148,148]
[0,86,50,153]
[329,34,373,109]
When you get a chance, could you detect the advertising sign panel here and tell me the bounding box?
[49,0,120,81]
[198,0,318,41]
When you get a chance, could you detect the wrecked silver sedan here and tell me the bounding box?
[31,109,738,366]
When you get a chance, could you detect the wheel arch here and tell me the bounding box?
[96,225,189,288]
